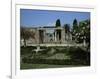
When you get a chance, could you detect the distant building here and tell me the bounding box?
[21,26,72,46]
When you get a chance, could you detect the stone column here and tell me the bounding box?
[36,29,39,44]
[53,33,55,42]
[54,31,57,42]
[43,29,46,43]
[70,33,72,41]
[61,29,65,43]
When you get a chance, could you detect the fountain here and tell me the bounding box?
[32,45,45,55]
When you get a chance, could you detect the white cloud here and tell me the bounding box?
[45,22,55,26]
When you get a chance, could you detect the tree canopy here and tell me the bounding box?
[64,24,70,33]
[72,19,90,50]
[73,19,78,30]
[21,27,35,46]
[55,19,61,27]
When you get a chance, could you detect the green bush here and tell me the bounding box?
[21,46,90,66]
[68,47,90,65]
[22,58,72,65]
[21,46,37,55]
[22,57,89,65]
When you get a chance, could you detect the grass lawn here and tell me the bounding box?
[20,63,86,69]
[21,46,90,69]
[21,63,67,69]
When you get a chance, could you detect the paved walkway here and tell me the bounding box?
[27,43,85,47]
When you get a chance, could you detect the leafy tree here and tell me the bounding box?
[64,24,70,33]
[21,27,35,47]
[72,19,90,47]
[78,20,90,48]
[64,24,70,40]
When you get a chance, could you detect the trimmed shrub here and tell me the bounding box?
[68,47,90,65]
[22,58,72,65]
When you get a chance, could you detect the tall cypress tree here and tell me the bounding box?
[72,19,78,41]
[73,19,78,30]
[55,19,61,40]
[55,19,61,27]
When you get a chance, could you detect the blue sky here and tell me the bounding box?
[20,9,90,28]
